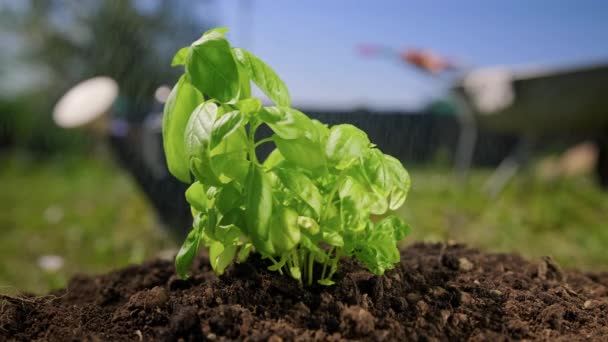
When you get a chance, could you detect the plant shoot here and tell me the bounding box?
[163,28,412,285]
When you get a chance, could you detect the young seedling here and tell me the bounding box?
[163,28,412,286]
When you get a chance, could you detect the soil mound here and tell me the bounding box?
[2,243,607,341]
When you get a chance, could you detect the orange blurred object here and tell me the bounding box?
[401,49,457,74]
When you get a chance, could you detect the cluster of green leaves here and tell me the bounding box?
[163,28,412,285]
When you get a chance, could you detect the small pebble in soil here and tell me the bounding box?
[268,335,283,342]
[583,300,603,310]
[441,310,451,323]
[431,286,448,299]
[458,257,474,272]
[406,292,421,304]
[416,300,429,315]
[340,305,375,335]
[490,289,503,297]
[459,291,473,305]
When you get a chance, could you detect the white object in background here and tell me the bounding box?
[154,85,172,104]
[38,255,65,272]
[53,76,119,129]
[43,205,64,224]
[463,67,514,114]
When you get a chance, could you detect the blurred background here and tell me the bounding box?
[1,0,607,294]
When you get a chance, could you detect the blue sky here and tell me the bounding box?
[215,0,608,110]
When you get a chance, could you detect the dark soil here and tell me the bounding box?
[2,243,608,341]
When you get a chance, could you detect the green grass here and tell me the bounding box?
[1,153,607,294]
[401,166,608,272]
[0,153,173,295]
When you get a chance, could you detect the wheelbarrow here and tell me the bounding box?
[450,62,608,194]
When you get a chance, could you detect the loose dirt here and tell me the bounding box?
[2,243,607,341]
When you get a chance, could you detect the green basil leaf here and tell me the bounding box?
[339,196,367,233]
[218,207,246,227]
[175,216,204,279]
[201,27,229,37]
[354,222,400,275]
[289,266,302,281]
[384,155,411,210]
[297,216,320,235]
[361,149,390,193]
[211,154,250,185]
[202,207,220,241]
[210,111,244,149]
[187,32,240,103]
[215,223,242,246]
[245,165,273,251]
[236,98,262,116]
[367,186,389,215]
[318,278,335,286]
[190,156,221,186]
[312,119,330,146]
[376,215,412,241]
[209,240,237,275]
[339,176,371,232]
[216,183,242,213]
[185,101,217,160]
[210,127,250,184]
[253,236,276,256]
[349,149,390,215]
[339,176,371,208]
[276,167,322,218]
[322,230,344,247]
[233,48,291,106]
[326,124,371,170]
[269,207,300,254]
[262,148,284,170]
[171,47,190,66]
[186,103,249,185]
[163,75,204,183]
[236,61,252,100]
[184,101,220,184]
[211,124,248,157]
[237,243,253,263]
[185,181,209,212]
[258,107,315,140]
[358,151,409,211]
[274,136,325,170]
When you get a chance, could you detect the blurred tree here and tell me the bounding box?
[0,0,214,152]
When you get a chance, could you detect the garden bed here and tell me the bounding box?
[2,243,607,341]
